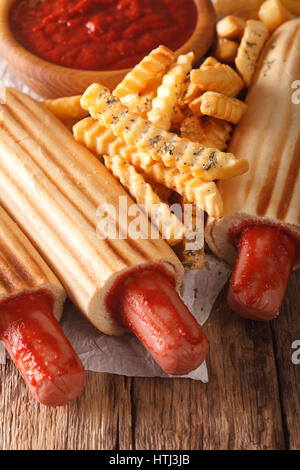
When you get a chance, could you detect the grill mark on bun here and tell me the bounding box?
[256,109,292,217]
[0,249,33,292]
[2,108,133,269]
[1,104,156,276]
[255,25,300,217]
[7,92,162,263]
[0,214,46,290]
[9,90,163,263]
[0,134,93,299]
[276,133,300,221]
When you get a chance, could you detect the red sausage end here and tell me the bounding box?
[0,293,85,406]
[228,226,295,321]
[117,270,209,375]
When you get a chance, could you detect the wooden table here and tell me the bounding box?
[0,271,299,450]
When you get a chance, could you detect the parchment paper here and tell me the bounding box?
[0,55,231,381]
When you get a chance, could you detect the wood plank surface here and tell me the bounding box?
[269,270,300,450]
[0,272,299,450]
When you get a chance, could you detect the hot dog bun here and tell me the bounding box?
[0,206,66,320]
[206,19,300,269]
[0,88,184,336]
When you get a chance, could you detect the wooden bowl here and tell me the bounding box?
[0,0,216,99]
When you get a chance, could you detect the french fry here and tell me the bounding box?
[181,201,204,270]
[81,84,249,181]
[103,155,184,245]
[188,95,203,116]
[235,20,269,87]
[190,63,244,97]
[44,95,88,121]
[214,0,264,16]
[116,75,163,118]
[181,245,204,270]
[113,45,175,99]
[73,117,154,169]
[180,114,205,142]
[142,179,174,203]
[258,0,294,31]
[73,117,224,218]
[200,92,248,124]
[202,117,232,151]
[147,52,194,130]
[180,115,231,151]
[118,93,152,119]
[216,16,246,40]
[178,59,220,108]
[139,164,224,218]
[171,105,185,127]
[213,38,239,64]
[201,57,220,67]
[178,78,202,107]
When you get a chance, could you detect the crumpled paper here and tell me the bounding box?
[0,55,231,381]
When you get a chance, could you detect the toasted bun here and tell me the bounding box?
[206,19,300,270]
[0,206,66,320]
[0,88,184,336]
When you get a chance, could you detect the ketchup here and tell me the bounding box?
[11,0,198,71]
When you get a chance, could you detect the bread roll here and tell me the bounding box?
[0,88,184,335]
[0,206,66,320]
[206,19,300,268]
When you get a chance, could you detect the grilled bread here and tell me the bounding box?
[0,206,66,320]
[206,19,300,268]
[0,88,184,335]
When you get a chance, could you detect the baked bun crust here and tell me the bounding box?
[206,19,300,270]
[0,206,66,320]
[0,88,183,335]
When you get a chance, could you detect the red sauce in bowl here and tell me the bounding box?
[11,0,198,71]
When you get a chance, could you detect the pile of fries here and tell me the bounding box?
[44,0,297,269]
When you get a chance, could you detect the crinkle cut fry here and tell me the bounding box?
[181,199,204,270]
[80,84,249,181]
[147,52,194,130]
[103,155,184,246]
[113,45,175,98]
[44,95,88,121]
[201,92,248,124]
[73,118,224,218]
[190,63,244,97]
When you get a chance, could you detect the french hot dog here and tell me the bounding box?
[205,19,300,321]
[0,88,207,375]
[0,206,85,405]
[115,270,209,375]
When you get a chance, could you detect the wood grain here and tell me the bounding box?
[270,270,300,450]
[132,287,285,450]
[0,272,299,450]
[0,367,133,450]
[0,0,216,98]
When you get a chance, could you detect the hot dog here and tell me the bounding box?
[227,226,296,321]
[205,19,300,321]
[0,293,85,406]
[0,88,207,375]
[116,270,208,375]
[0,206,84,405]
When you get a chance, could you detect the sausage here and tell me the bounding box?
[116,270,209,375]
[228,226,296,321]
[0,293,85,406]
